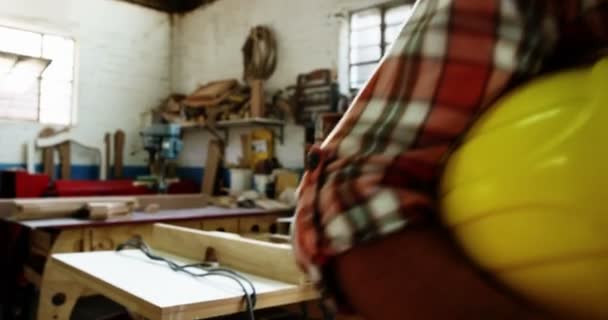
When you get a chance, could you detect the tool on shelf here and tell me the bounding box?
[140,123,184,193]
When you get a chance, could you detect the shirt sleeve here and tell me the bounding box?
[293,0,562,277]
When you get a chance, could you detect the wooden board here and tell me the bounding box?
[87,202,132,221]
[240,134,252,167]
[58,142,71,179]
[50,248,317,319]
[9,197,138,221]
[4,194,213,221]
[201,140,222,195]
[136,194,210,211]
[104,132,111,178]
[153,224,306,285]
[113,130,125,179]
[39,128,56,178]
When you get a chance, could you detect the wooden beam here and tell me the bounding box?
[152,223,308,284]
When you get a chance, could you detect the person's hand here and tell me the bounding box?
[333,223,550,320]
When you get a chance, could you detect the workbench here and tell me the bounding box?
[40,224,318,320]
[0,205,291,319]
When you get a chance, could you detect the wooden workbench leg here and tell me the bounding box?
[37,229,85,320]
[37,259,85,320]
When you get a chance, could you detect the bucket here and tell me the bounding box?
[229,169,253,194]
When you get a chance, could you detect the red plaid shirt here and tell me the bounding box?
[294,0,608,284]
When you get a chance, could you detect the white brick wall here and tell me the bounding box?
[0,0,171,166]
[172,0,391,169]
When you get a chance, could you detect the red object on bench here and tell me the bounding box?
[54,180,199,197]
[0,171,50,198]
[54,180,153,197]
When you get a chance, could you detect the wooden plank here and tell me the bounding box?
[8,195,210,220]
[113,130,125,179]
[87,202,132,221]
[9,197,247,226]
[202,140,223,195]
[240,133,252,167]
[10,197,138,221]
[104,132,111,178]
[136,194,210,211]
[58,142,71,180]
[152,223,306,284]
[39,127,56,178]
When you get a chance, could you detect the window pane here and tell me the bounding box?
[351,8,381,30]
[385,4,413,25]
[0,52,17,74]
[350,27,381,48]
[0,77,39,120]
[42,35,74,81]
[39,79,72,125]
[0,26,42,57]
[350,46,381,64]
[350,63,377,89]
[384,24,403,44]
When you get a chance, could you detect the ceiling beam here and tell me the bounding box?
[117,0,216,13]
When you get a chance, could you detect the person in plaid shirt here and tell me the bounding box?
[293,0,608,318]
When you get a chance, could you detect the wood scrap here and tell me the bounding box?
[186,79,238,102]
[202,140,223,195]
[143,203,160,214]
[136,194,210,211]
[210,196,237,208]
[113,130,125,179]
[104,132,111,178]
[183,88,235,108]
[166,94,185,113]
[254,198,292,211]
[87,202,132,221]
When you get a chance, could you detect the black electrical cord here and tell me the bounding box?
[116,237,257,320]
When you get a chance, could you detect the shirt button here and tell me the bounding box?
[306,151,321,170]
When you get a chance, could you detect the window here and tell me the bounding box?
[349,2,413,90]
[0,26,75,125]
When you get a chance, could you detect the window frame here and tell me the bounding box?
[0,21,78,126]
[348,0,412,91]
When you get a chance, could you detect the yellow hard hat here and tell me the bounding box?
[440,57,608,319]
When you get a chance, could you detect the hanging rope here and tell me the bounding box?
[242,26,277,81]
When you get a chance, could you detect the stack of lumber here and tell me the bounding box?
[160,79,252,128]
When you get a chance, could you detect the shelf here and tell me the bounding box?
[216,117,285,128]
[182,117,286,144]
